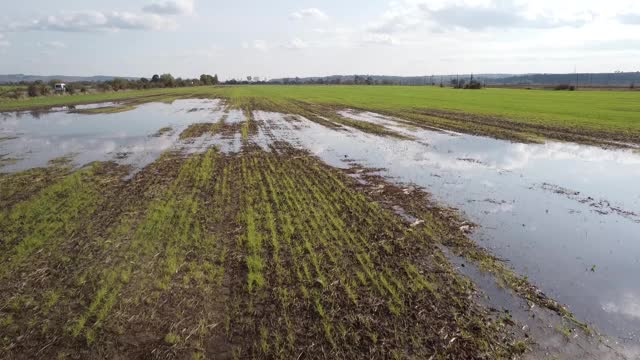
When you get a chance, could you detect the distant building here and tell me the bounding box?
[54,83,66,92]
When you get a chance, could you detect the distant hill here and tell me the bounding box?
[269,72,640,86]
[0,74,139,84]
[484,72,640,86]
[268,74,516,86]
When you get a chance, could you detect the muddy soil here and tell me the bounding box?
[0,143,533,359]
[1,99,638,359]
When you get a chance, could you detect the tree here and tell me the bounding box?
[40,84,51,96]
[247,76,252,82]
[120,78,129,90]
[200,74,218,85]
[66,83,77,95]
[98,82,113,92]
[27,84,41,97]
[151,74,160,83]
[213,74,219,85]
[160,73,175,87]
[111,78,128,91]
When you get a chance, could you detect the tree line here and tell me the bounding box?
[9,73,220,99]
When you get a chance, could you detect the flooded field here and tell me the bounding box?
[258,109,640,343]
[1,99,639,358]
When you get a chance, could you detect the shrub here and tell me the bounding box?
[465,80,483,89]
[27,84,41,97]
[40,85,51,96]
[11,89,27,99]
[554,84,571,91]
[66,83,77,95]
[97,83,113,92]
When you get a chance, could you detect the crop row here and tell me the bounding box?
[0,143,520,358]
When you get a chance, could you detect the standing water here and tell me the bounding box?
[256,110,640,344]
[0,99,230,172]
[2,101,639,345]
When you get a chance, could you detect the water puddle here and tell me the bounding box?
[254,110,640,344]
[0,99,240,173]
[444,247,637,359]
[3,101,640,346]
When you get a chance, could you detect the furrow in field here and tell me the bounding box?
[1,140,527,359]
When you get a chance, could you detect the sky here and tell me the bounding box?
[1,0,640,80]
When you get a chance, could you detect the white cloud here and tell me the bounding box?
[367,0,590,34]
[7,11,177,32]
[254,40,268,51]
[290,8,328,21]
[48,41,66,49]
[361,33,396,45]
[38,41,67,49]
[603,292,640,319]
[421,2,590,30]
[618,13,640,25]
[367,2,423,34]
[143,0,194,16]
[2,0,191,33]
[0,34,9,47]
[284,38,308,49]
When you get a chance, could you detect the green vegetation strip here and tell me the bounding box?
[0,145,526,359]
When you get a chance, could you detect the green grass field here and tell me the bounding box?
[220,86,640,132]
[2,85,639,145]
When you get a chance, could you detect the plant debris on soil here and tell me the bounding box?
[153,127,174,137]
[0,138,532,359]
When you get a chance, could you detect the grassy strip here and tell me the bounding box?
[73,105,137,114]
[0,159,72,209]
[0,152,183,356]
[0,163,114,277]
[179,123,219,140]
